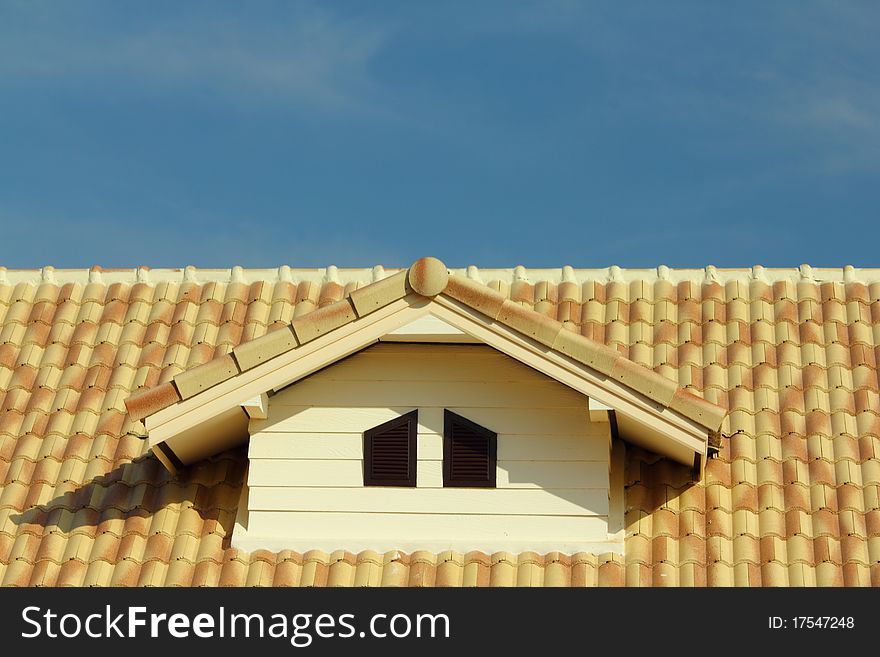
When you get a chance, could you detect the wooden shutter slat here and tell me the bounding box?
[363,410,418,487]
[443,410,497,488]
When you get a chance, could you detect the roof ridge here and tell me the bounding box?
[2,263,876,286]
[126,257,725,433]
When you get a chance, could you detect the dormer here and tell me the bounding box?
[126,258,725,555]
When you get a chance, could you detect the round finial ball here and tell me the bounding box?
[408,257,449,297]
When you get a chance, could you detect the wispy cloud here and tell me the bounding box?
[0,2,390,114]
[467,0,880,174]
[803,97,875,131]
[0,203,406,269]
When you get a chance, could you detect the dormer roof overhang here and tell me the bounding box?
[126,258,726,476]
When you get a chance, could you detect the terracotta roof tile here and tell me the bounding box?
[3,264,880,585]
[291,298,357,345]
[173,354,238,400]
[232,325,297,372]
[407,257,448,298]
[349,270,408,317]
[443,275,506,319]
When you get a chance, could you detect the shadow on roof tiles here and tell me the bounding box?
[9,447,247,546]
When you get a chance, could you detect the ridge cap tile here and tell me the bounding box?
[232,324,297,371]
[290,297,357,344]
[124,382,181,422]
[349,269,409,316]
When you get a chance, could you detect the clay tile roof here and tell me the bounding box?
[2,262,879,586]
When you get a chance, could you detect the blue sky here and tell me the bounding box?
[0,0,877,269]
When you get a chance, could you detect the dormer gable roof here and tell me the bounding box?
[126,257,725,474]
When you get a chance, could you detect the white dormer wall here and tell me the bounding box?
[233,343,621,555]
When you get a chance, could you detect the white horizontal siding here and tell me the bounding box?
[268,379,587,408]
[249,432,608,461]
[247,512,607,542]
[243,343,613,553]
[248,487,609,516]
[248,459,609,490]
[256,405,602,437]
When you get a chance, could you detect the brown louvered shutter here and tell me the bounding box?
[443,410,497,488]
[363,410,418,487]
